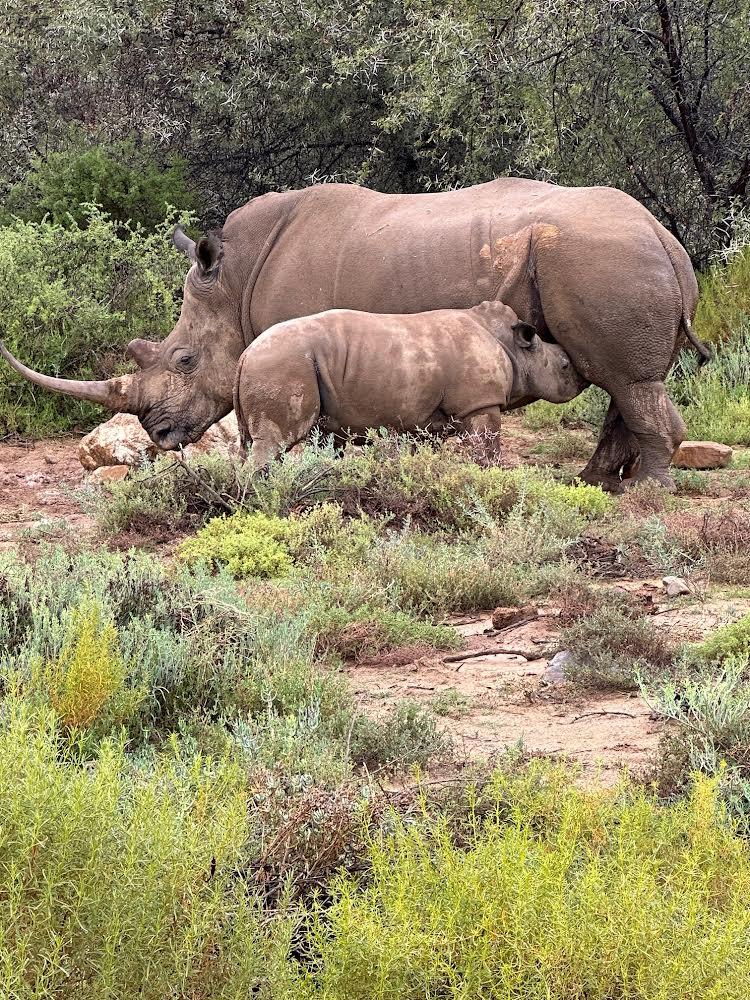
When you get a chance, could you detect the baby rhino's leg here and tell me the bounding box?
[235,352,321,472]
[458,406,504,461]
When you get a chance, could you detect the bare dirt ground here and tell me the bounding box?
[2,420,749,781]
[0,435,95,551]
[347,593,750,782]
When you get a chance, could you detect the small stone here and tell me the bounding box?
[543,650,572,686]
[662,575,690,598]
[491,605,537,630]
[88,465,130,485]
[43,454,56,465]
[672,441,732,470]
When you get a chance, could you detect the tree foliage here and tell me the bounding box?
[1,138,194,229]
[0,209,187,436]
[0,0,748,262]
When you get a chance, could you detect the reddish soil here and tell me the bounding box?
[347,596,750,783]
[0,436,95,550]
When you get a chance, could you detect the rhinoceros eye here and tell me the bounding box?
[173,350,197,373]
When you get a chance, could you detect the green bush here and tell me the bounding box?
[349,701,451,771]
[685,613,750,667]
[0,207,186,436]
[2,139,195,230]
[694,246,750,344]
[0,698,298,998]
[0,547,352,750]
[177,511,296,578]
[304,766,750,999]
[561,602,674,689]
[670,326,750,445]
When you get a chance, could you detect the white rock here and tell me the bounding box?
[182,412,241,460]
[662,575,690,598]
[543,650,572,686]
[79,414,158,470]
[79,412,241,470]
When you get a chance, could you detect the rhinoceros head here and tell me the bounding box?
[0,227,246,450]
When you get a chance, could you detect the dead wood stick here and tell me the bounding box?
[444,647,536,665]
[571,710,636,723]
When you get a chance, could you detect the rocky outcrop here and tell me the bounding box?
[79,413,241,471]
[672,441,733,470]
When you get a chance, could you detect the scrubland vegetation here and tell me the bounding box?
[3,426,750,992]
[2,1,750,994]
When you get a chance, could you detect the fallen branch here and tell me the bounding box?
[444,647,536,665]
[571,710,636,723]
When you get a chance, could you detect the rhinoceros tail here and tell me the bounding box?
[682,316,712,366]
[653,224,712,366]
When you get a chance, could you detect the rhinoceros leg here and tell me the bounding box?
[459,406,504,461]
[613,381,684,489]
[578,401,640,493]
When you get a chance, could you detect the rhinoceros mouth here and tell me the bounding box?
[145,418,206,451]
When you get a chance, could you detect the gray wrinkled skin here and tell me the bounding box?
[1,178,706,489]
[233,301,587,468]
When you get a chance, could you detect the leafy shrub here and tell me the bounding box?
[431,687,471,717]
[0,698,297,998]
[694,246,750,344]
[670,327,750,445]
[42,597,142,730]
[0,208,186,436]
[2,138,195,230]
[561,602,674,689]
[0,547,352,749]
[649,659,750,780]
[646,657,750,832]
[684,614,750,667]
[304,583,460,660]
[349,701,451,771]
[96,436,612,538]
[177,511,295,578]
[304,766,750,999]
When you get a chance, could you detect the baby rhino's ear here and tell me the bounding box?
[511,320,538,349]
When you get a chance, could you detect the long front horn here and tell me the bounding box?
[0,341,137,412]
[173,225,197,261]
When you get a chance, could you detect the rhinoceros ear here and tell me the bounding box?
[195,233,223,278]
[127,339,160,369]
[511,320,538,349]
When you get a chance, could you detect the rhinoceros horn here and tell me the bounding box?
[0,341,138,412]
[173,225,197,261]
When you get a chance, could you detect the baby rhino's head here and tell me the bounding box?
[509,321,587,405]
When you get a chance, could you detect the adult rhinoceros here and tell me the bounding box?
[1,179,707,490]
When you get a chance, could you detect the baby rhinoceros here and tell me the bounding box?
[234,300,586,468]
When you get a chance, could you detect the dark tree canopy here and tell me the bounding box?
[0,0,748,263]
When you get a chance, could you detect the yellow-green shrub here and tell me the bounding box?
[177,511,296,578]
[0,699,297,998]
[305,766,750,999]
[42,598,141,729]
